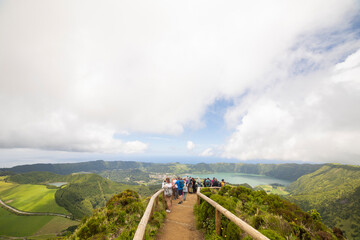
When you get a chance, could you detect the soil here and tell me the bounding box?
[156,193,204,240]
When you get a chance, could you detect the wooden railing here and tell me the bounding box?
[196,187,269,240]
[133,189,165,240]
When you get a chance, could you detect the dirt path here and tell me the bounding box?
[156,193,204,240]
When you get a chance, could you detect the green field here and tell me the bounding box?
[256,184,289,195]
[34,216,78,236]
[0,179,68,214]
[0,206,54,237]
[0,207,77,238]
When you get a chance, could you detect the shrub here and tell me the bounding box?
[260,229,286,240]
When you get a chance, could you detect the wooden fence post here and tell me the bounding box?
[155,195,159,210]
[162,192,165,209]
[215,209,221,235]
[197,195,200,206]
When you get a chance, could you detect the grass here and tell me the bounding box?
[257,184,289,195]
[0,178,18,193]
[34,216,79,236]
[0,206,54,237]
[0,182,68,214]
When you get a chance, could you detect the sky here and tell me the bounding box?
[0,0,360,167]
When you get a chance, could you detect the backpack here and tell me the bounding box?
[164,187,172,197]
[179,180,184,189]
[205,179,211,187]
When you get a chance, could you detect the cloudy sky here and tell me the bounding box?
[1,0,360,167]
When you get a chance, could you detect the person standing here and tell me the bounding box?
[188,177,193,194]
[172,178,178,200]
[183,179,188,201]
[175,177,185,204]
[221,179,226,187]
[192,177,197,193]
[162,178,173,213]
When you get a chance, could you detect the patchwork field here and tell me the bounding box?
[0,179,68,214]
[0,207,78,238]
[0,206,53,237]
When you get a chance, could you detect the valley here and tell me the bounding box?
[0,161,359,239]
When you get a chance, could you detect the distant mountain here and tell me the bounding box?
[286,164,360,239]
[1,160,324,182]
[1,160,150,175]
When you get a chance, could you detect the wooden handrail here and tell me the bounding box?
[196,187,269,240]
[133,189,165,240]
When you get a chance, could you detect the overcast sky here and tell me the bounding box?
[1,0,360,167]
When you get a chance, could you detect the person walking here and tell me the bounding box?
[162,178,173,213]
[175,177,185,204]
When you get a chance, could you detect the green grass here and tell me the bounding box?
[0,177,18,192]
[34,216,78,236]
[257,185,289,195]
[0,206,54,237]
[0,184,68,214]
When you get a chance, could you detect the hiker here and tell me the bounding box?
[221,179,226,187]
[205,178,211,187]
[188,177,193,194]
[213,178,219,187]
[183,178,188,201]
[192,177,197,193]
[175,177,185,204]
[197,177,202,187]
[172,178,178,200]
[162,178,173,213]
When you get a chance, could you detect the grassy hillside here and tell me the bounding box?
[195,186,345,240]
[1,176,68,214]
[286,164,360,239]
[0,183,68,214]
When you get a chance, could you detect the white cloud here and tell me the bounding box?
[187,141,195,151]
[223,48,360,164]
[0,0,359,163]
[200,148,214,157]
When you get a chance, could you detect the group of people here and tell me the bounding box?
[162,176,226,213]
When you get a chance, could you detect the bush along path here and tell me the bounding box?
[156,193,204,240]
[0,198,74,219]
[65,189,166,240]
[194,186,346,240]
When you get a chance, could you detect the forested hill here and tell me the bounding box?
[1,160,324,181]
[286,164,360,239]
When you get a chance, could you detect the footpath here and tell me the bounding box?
[156,193,204,240]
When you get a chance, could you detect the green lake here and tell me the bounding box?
[185,172,291,187]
